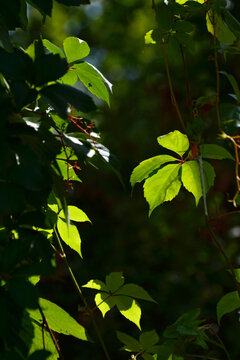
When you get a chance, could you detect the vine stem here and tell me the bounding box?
[206,324,232,360]
[198,156,240,299]
[152,0,187,133]
[54,228,111,360]
[39,305,64,360]
[212,10,222,131]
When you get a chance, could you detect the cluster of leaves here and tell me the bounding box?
[131,130,233,215]
[117,309,212,360]
[0,0,124,358]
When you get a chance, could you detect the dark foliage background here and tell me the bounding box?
[9,1,240,358]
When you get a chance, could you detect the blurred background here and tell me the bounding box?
[11,0,240,358]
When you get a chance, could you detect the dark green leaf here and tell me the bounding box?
[28,350,51,360]
[106,272,124,292]
[26,0,53,17]
[34,54,68,86]
[7,278,38,309]
[157,4,174,32]
[10,81,37,110]
[116,284,156,303]
[116,331,141,352]
[0,183,25,213]
[41,83,96,118]
[55,0,90,5]
[222,9,240,38]
[200,144,234,160]
[0,47,34,82]
[139,330,159,350]
[217,291,240,324]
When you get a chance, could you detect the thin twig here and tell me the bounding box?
[206,324,232,360]
[180,44,193,122]
[152,0,187,133]
[54,228,111,360]
[212,10,222,131]
[39,306,64,360]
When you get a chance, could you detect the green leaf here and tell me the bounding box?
[42,39,65,58]
[116,296,141,329]
[28,321,58,359]
[130,155,177,188]
[63,37,90,63]
[222,9,240,38]
[145,30,156,45]
[142,353,155,360]
[7,278,38,309]
[220,71,240,103]
[200,144,234,160]
[59,206,91,223]
[59,70,78,86]
[116,284,156,303]
[157,3,174,32]
[116,331,141,352]
[181,160,215,205]
[29,298,89,340]
[106,272,124,292]
[217,291,240,324]
[0,47,33,82]
[26,0,53,17]
[95,292,115,317]
[175,20,194,33]
[41,83,96,118]
[144,163,181,215]
[206,10,236,44]
[157,131,189,156]
[57,217,82,257]
[74,62,110,105]
[140,330,159,350]
[33,54,68,86]
[82,279,108,291]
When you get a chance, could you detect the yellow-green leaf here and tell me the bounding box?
[57,217,82,257]
[130,155,177,188]
[157,130,189,156]
[144,163,181,215]
[95,292,115,317]
[116,296,141,329]
[181,160,215,205]
[145,30,156,45]
[63,37,90,63]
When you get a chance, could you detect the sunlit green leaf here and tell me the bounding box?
[157,131,189,156]
[82,279,108,291]
[181,160,215,205]
[144,163,181,215]
[28,321,58,359]
[59,206,91,223]
[130,155,177,188]
[74,62,111,105]
[63,37,90,63]
[42,39,65,58]
[57,217,82,257]
[95,292,115,317]
[28,298,89,340]
[116,296,141,329]
[145,30,156,45]
[217,291,240,324]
